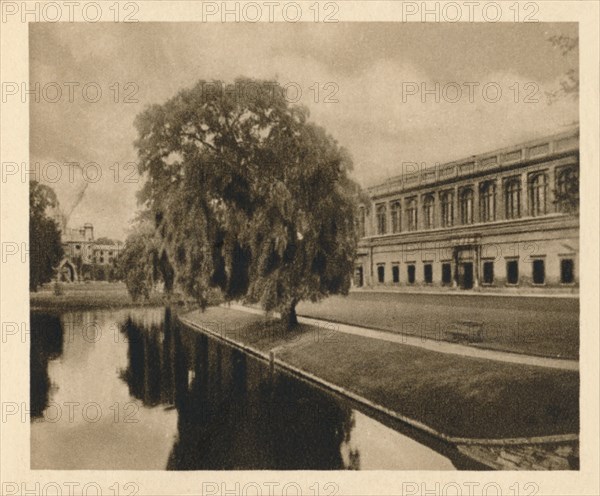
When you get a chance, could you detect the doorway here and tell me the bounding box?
[459,262,474,289]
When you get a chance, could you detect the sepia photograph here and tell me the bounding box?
[1,2,598,495]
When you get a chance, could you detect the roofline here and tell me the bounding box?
[366,126,579,198]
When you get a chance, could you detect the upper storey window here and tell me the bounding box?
[555,165,579,214]
[406,198,418,231]
[479,181,496,222]
[422,195,435,229]
[504,177,521,219]
[459,187,474,225]
[440,190,454,227]
[528,172,548,217]
[376,203,387,235]
[391,201,402,233]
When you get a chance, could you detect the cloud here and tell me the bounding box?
[29,23,578,239]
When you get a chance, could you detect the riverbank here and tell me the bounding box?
[30,281,203,312]
[180,305,579,470]
[32,283,579,359]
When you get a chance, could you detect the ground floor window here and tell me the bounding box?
[354,266,364,287]
[506,259,519,285]
[441,263,452,285]
[424,264,433,284]
[482,261,494,284]
[561,259,575,284]
[377,264,385,284]
[392,264,400,283]
[407,264,416,284]
[532,259,545,285]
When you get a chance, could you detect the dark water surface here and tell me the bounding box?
[31,307,464,470]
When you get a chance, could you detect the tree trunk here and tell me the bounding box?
[282,302,298,330]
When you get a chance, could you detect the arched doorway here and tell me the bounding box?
[58,259,77,283]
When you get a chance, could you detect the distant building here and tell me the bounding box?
[57,222,124,282]
[355,127,579,293]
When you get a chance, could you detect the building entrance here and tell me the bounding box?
[459,262,474,289]
[452,238,481,289]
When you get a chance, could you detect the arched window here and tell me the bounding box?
[440,190,454,227]
[479,181,496,222]
[406,198,418,231]
[459,187,474,224]
[376,204,387,235]
[528,172,548,216]
[504,177,521,219]
[422,195,435,229]
[391,201,402,233]
[555,166,579,213]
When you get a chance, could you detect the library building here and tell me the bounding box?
[355,127,579,293]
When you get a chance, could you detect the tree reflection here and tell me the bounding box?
[117,307,358,470]
[165,318,359,470]
[30,312,64,419]
[119,308,176,407]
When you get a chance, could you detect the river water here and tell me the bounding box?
[30,307,466,470]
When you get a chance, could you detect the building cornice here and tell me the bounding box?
[366,128,579,201]
[358,213,579,248]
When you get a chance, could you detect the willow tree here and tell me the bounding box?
[134,78,361,328]
[119,215,175,301]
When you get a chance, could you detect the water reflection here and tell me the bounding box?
[120,308,176,408]
[167,344,359,470]
[30,313,63,418]
[31,307,458,470]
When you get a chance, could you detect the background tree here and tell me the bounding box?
[134,78,361,328]
[107,254,122,282]
[95,236,116,245]
[546,35,579,103]
[546,34,579,215]
[91,265,108,281]
[30,181,64,291]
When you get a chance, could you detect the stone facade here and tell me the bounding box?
[355,128,579,293]
[57,222,123,282]
[457,442,579,470]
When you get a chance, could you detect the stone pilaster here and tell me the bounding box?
[473,184,480,224]
[453,186,458,227]
[520,173,527,218]
[497,178,505,221]
[547,167,556,214]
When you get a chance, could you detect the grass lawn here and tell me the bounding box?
[297,293,579,359]
[184,306,579,440]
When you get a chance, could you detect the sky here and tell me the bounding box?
[30,22,578,241]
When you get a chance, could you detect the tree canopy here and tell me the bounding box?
[95,237,117,246]
[546,34,579,103]
[545,34,579,215]
[30,181,64,291]
[134,78,362,327]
